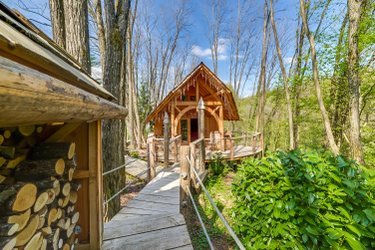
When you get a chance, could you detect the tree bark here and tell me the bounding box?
[299,0,340,155]
[270,0,295,150]
[347,0,365,163]
[256,0,270,155]
[63,0,91,73]
[102,0,131,220]
[49,0,66,48]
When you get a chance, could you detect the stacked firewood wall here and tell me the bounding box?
[0,126,80,250]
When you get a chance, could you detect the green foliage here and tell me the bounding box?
[232,150,375,249]
[129,150,139,158]
[208,152,228,176]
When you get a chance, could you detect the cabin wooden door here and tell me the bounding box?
[190,118,198,142]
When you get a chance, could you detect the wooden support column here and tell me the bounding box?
[198,98,205,140]
[88,121,102,249]
[164,112,170,167]
[197,98,205,172]
[171,101,175,137]
[179,145,190,217]
[219,106,224,151]
[147,134,156,180]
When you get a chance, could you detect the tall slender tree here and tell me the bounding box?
[269,0,295,150]
[299,0,339,155]
[256,0,270,155]
[347,0,365,163]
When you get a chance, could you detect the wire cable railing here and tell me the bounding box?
[187,186,215,250]
[102,158,149,205]
[186,155,246,250]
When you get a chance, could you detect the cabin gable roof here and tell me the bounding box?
[145,63,239,123]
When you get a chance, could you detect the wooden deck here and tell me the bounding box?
[103,166,193,250]
[124,155,164,180]
[206,145,262,161]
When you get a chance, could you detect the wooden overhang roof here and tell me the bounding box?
[0,3,127,127]
[145,62,239,123]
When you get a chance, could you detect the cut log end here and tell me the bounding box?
[34,192,49,213]
[3,130,11,139]
[13,183,37,213]
[61,182,71,197]
[15,215,39,247]
[18,125,35,137]
[68,143,75,160]
[9,208,31,232]
[0,237,16,250]
[24,231,41,250]
[55,159,65,176]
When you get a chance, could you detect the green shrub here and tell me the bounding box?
[232,150,375,249]
[129,150,139,158]
[209,152,227,176]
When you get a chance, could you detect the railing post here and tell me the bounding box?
[164,112,170,167]
[147,134,156,180]
[180,145,190,216]
[174,138,178,162]
[230,138,234,160]
[198,98,205,171]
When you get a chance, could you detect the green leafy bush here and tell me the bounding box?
[232,150,375,249]
[209,152,227,176]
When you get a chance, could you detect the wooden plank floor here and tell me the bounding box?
[207,145,262,161]
[124,155,164,180]
[103,166,193,250]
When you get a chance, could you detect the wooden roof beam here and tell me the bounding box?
[0,57,127,127]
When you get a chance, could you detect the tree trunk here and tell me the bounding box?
[269,0,295,150]
[347,0,364,163]
[299,0,339,155]
[102,0,131,220]
[256,0,270,155]
[49,0,65,48]
[63,0,91,73]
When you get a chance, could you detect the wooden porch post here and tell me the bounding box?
[147,133,156,180]
[198,98,205,139]
[219,106,224,151]
[197,98,205,172]
[164,112,170,167]
[180,145,190,216]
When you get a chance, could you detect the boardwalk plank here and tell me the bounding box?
[103,225,191,250]
[103,168,192,249]
[104,214,186,240]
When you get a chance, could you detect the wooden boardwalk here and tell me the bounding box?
[103,166,193,250]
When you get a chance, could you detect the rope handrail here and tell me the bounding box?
[103,167,149,205]
[191,137,204,145]
[187,186,214,250]
[102,158,138,176]
[186,155,246,250]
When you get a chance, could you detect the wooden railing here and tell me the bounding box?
[179,140,246,250]
[189,138,207,188]
[147,134,182,180]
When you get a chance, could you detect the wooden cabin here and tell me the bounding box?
[0,4,126,250]
[146,63,239,145]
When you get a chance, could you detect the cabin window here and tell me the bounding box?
[181,119,188,141]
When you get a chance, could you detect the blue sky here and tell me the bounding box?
[1,0,346,96]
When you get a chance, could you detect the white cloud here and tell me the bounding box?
[91,65,102,81]
[191,37,229,61]
[191,45,211,57]
[284,57,294,65]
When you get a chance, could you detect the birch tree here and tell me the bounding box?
[299,0,339,155]
[347,0,365,163]
[269,0,295,150]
